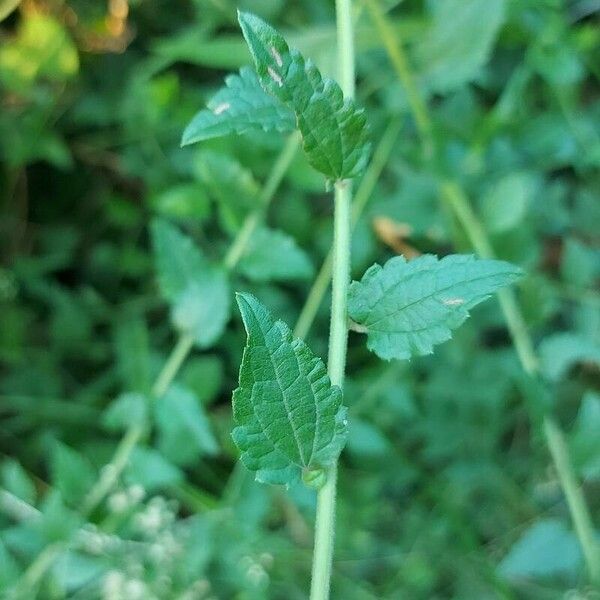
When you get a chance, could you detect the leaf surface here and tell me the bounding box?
[499,519,581,580]
[415,0,505,93]
[232,293,347,485]
[539,332,600,382]
[151,219,230,348]
[238,11,370,181]
[155,385,218,466]
[181,67,295,145]
[239,226,314,282]
[348,254,522,360]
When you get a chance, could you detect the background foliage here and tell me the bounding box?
[1,0,600,598]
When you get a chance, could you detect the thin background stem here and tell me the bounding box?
[310,0,356,598]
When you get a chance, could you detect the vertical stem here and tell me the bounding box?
[310,1,355,598]
[363,0,433,156]
[294,120,400,340]
[544,417,600,586]
[152,333,195,397]
[310,179,352,600]
[223,132,300,271]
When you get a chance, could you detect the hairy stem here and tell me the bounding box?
[310,1,356,598]
[294,119,400,339]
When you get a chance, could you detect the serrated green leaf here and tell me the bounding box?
[232,293,347,486]
[155,384,218,466]
[239,226,314,282]
[182,67,295,145]
[151,218,230,348]
[238,11,370,181]
[348,254,522,361]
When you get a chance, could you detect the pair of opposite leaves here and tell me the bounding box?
[183,12,522,487]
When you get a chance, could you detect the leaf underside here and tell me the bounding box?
[348,254,522,361]
[238,11,370,181]
[181,66,295,145]
[232,293,347,485]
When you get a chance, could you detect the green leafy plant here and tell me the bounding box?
[2,1,600,598]
[181,10,521,598]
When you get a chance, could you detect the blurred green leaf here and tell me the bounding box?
[346,418,391,458]
[499,520,582,580]
[415,0,505,93]
[155,384,218,466]
[151,218,230,348]
[102,392,149,433]
[560,238,599,288]
[569,392,600,480]
[181,355,224,405]
[0,539,20,591]
[194,151,260,234]
[0,13,78,90]
[151,183,211,223]
[1,460,36,505]
[50,443,95,506]
[125,447,183,492]
[114,318,151,394]
[481,172,534,233]
[239,226,314,282]
[539,332,600,381]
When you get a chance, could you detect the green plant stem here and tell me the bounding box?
[311,180,351,600]
[310,2,356,598]
[223,132,300,271]
[544,417,600,585]
[81,332,194,517]
[441,182,600,586]
[363,0,433,156]
[294,119,400,339]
